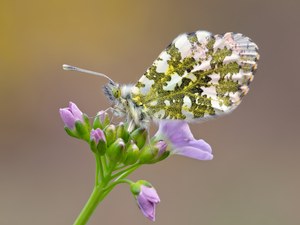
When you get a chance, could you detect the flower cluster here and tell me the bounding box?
[59,102,213,223]
[60,102,170,165]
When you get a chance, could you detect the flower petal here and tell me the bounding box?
[90,128,106,143]
[155,141,168,158]
[137,195,156,221]
[69,102,83,121]
[176,139,212,153]
[59,108,76,129]
[154,121,213,160]
[141,186,160,203]
[156,120,194,142]
[172,146,213,160]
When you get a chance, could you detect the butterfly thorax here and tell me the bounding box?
[103,82,150,129]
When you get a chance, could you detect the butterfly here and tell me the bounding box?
[63,30,259,131]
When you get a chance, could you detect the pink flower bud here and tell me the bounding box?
[90,128,106,144]
[155,140,167,158]
[59,102,84,130]
[136,185,160,221]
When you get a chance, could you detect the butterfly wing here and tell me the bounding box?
[131,31,259,121]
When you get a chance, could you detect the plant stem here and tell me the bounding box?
[111,163,140,179]
[94,154,101,185]
[73,154,108,225]
[73,155,140,225]
[73,185,108,225]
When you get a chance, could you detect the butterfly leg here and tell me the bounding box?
[103,106,126,124]
[127,119,136,133]
[97,107,115,123]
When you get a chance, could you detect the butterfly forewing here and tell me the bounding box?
[131,31,259,121]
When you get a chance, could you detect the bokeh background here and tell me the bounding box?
[1,0,299,224]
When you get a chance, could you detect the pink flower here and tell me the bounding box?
[154,121,213,160]
[137,185,160,221]
[59,102,84,129]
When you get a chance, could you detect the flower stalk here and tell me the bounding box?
[73,153,140,225]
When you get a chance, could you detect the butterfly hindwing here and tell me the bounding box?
[131,31,259,121]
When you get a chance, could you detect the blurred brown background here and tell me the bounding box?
[0,0,299,224]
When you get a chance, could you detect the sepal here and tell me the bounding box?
[75,120,89,141]
[130,180,151,195]
[139,140,168,164]
[96,139,107,155]
[116,122,130,143]
[106,138,125,162]
[82,113,91,129]
[89,140,97,153]
[105,125,117,146]
[123,141,140,165]
[64,126,78,138]
[130,127,147,149]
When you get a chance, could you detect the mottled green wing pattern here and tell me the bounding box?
[131,31,259,121]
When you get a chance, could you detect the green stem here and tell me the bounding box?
[94,154,102,185]
[73,154,140,224]
[73,185,109,225]
[115,166,140,181]
[103,179,133,192]
[100,156,107,175]
[73,154,108,225]
[111,163,140,180]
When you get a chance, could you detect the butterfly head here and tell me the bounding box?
[103,81,121,102]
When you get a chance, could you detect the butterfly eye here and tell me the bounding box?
[112,89,121,98]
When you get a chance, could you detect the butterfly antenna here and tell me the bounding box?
[62,64,115,84]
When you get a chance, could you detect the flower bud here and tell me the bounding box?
[116,122,130,143]
[106,138,125,163]
[104,124,117,146]
[123,141,140,165]
[130,181,160,222]
[59,102,90,140]
[139,140,169,164]
[90,128,107,155]
[82,113,91,129]
[130,127,147,149]
[93,111,110,129]
[154,141,170,162]
[59,102,84,130]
